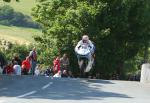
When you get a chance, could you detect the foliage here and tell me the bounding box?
[0,38,34,63]
[0,51,7,67]
[0,5,40,28]
[36,42,59,66]
[0,42,29,61]
[3,0,19,2]
[32,0,150,79]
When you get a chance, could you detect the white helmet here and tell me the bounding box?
[82,35,89,41]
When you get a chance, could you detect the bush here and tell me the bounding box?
[36,43,59,66]
[0,39,30,62]
[0,20,11,26]
[0,5,14,20]
[0,51,7,67]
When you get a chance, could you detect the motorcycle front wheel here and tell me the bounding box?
[80,59,88,78]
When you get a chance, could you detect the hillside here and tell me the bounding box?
[0,0,42,44]
[1,0,37,16]
[0,25,42,44]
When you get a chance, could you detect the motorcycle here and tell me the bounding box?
[76,44,94,77]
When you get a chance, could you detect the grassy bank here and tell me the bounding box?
[0,25,42,44]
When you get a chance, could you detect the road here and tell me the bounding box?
[0,75,150,103]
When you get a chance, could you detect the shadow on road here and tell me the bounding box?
[0,75,132,100]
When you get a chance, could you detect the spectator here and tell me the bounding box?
[13,61,21,75]
[3,62,13,74]
[53,70,61,78]
[110,73,119,80]
[68,70,74,78]
[12,53,22,66]
[21,56,31,75]
[60,53,70,72]
[34,64,40,76]
[29,47,37,75]
[53,56,61,74]
[44,66,53,77]
[61,70,68,78]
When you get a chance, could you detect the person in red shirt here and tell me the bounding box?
[3,62,13,74]
[21,56,31,75]
[53,56,61,74]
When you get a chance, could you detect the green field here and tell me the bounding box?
[0,0,42,44]
[0,0,37,16]
[0,25,42,44]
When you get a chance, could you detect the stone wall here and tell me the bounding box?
[140,63,150,83]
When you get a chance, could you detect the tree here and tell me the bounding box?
[0,51,7,67]
[0,5,14,20]
[32,0,150,78]
[32,0,104,75]
[3,0,19,2]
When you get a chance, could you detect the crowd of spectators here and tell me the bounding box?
[0,47,73,78]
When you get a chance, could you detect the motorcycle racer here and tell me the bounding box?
[75,35,95,73]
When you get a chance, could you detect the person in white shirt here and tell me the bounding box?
[34,64,40,76]
[13,61,21,75]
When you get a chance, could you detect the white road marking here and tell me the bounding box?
[17,91,37,98]
[16,82,53,98]
[0,88,8,91]
[42,82,53,90]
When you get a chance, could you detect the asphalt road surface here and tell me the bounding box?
[0,75,150,103]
